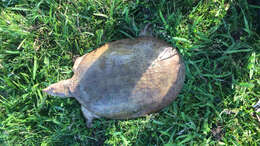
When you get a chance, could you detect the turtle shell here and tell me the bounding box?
[70,36,185,119]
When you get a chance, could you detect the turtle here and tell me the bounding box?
[42,25,185,127]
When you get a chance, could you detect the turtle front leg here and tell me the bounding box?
[81,106,99,128]
[73,54,87,72]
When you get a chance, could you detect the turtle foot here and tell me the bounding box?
[81,106,99,128]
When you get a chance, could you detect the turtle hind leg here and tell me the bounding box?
[81,106,99,128]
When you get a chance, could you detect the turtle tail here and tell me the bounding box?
[139,23,153,37]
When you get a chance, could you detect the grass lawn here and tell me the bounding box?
[0,0,260,145]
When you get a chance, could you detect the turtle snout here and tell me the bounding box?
[42,86,54,95]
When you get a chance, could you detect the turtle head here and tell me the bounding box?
[42,79,72,98]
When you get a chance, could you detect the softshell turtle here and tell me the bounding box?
[43,25,185,127]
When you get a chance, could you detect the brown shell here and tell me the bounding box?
[70,36,185,119]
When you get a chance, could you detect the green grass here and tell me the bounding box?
[0,0,260,145]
